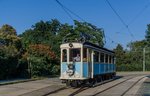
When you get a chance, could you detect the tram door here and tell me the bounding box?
[88,49,92,78]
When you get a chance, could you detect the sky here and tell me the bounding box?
[0,0,150,49]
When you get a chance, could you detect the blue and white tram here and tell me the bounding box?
[60,42,116,87]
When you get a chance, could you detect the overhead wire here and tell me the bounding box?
[128,0,150,26]
[116,0,150,42]
[105,0,134,39]
[55,0,86,22]
[55,0,74,21]
[117,0,150,35]
[105,35,120,45]
[55,0,121,47]
[105,0,150,47]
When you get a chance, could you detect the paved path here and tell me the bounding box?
[0,72,150,96]
[0,78,64,96]
[137,75,150,95]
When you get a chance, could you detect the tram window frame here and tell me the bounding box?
[83,48,87,62]
[100,53,104,63]
[88,49,92,62]
[62,49,67,62]
[94,51,99,62]
[69,48,81,62]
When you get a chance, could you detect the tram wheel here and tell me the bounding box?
[71,81,78,87]
[66,80,71,86]
[88,79,96,87]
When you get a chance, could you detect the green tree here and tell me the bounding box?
[21,19,105,57]
[0,24,21,49]
[20,19,60,49]
[24,44,58,77]
[114,44,125,65]
[115,41,145,71]
[145,24,150,46]
[74,20,104,46]
[113,24,150,71]
[20,19,105,77]
[127,40,146,51]
[0,24,22,79]
[144,24,150,70]
[0,24,16,35]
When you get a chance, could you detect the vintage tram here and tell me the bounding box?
[60,41,116,87]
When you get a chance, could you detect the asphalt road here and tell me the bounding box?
[137,75,150,95]
[0,78,65,96]
[0,72,150,96]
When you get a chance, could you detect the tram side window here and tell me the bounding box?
[109,55,112,64]
[83,48,87,62]
[70,48,81,62]
[62,49,67,62]
[94,51,99,62]
[112,56,115,64]
[105,54,108,63]
[100,53,104,63]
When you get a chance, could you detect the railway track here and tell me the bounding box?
[93,75,146,96]
[120,76,145,96]
[44,76,132,96]
[69,76,144,96]
[20,75,146,96]
[65,76,133,96]
[68,76,122,96]
[44,76,120,96]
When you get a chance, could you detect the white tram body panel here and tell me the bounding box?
[60,43,86,80]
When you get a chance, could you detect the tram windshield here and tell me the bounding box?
[70,48,81,62]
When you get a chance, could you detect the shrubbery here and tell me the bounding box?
[1,20,104,79]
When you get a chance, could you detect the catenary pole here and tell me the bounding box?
[143,47,145,72]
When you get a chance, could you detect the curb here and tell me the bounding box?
[0,78,41,86]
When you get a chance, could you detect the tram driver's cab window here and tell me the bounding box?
[70,48,81,62]
[62,49,67,62]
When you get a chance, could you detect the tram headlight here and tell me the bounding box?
[69,43,73,48]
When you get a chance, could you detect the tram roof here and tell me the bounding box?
[83,42,114,54]
[61,41,114,54]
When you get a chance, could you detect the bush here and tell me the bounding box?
[116,64,142,71]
